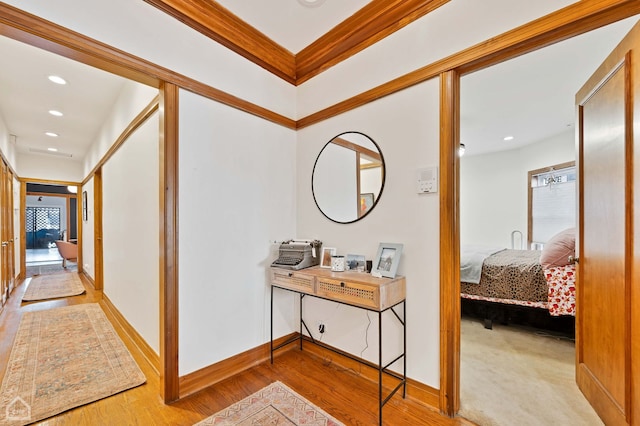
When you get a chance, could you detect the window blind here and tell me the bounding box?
[531,180,575,243]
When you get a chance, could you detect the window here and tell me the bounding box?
[528,161,576,249]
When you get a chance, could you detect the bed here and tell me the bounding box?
[460,233,576,330]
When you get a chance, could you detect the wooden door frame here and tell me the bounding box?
[438,5,640,417]
[20,180,82,277]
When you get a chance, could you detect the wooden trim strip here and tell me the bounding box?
[296,0,449,85]
[0,2,295,130]
[20,178,80,187]
[100,294,161,375]
[331,137,382,161]
[439,70,460,416]
[19,180,25,277]
[141,0,449,86]
[93,170,103,292]
[142,0,296,84]
[297,0,640,129]
[82,96,159,186]
[160,82,180,403]
[82,270,96,290]
[178,333,298,399]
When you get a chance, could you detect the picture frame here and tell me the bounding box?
[360,193,375,216]
[345,254,366,272]
[82,191,88,221]
[371,243,404,278]
[320,247,337,268]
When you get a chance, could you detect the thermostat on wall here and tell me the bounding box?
[417,167,438,193]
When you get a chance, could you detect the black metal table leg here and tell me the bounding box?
[270,285,274,364]
[379,310,383,425]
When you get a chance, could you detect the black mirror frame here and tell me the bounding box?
[311,131,386,224]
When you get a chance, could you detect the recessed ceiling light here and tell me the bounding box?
[45,132,59,137]
[47,147,58,152]
[48,75,67,85]
[298,0,326,7]
[49,110,63,117]
[503,136,514,141]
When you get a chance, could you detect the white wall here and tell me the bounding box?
[460,130,575,248]
[178,89,297,376]
[81,177,95,280]
[297,79,440,387]
[83,81,158,178]
[0,116,17,167]
[16,154,84,182]
[102,112,160,354]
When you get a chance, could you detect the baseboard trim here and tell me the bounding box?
[178,332,297,399]
[100,294,160,375]
[82,271,96,289]
[300,336,440,409]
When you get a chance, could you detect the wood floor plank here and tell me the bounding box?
[0,276,474,425]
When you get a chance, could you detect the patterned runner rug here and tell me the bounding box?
[0,303,146,425]
[195,381,344,426]
[26,263,77,278]
[22,272,86,302]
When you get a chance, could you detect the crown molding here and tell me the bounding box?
[143,0,449,86]
[143,0,297,84]
[295,0,449,84]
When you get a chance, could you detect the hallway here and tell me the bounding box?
[0,276,470,425]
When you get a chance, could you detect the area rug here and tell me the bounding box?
[0,303,146,425]
[22,272,85,302]
[194,381,344,426]
[26,263,77,278]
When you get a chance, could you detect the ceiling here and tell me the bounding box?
[0,35,132,161]
[0,3,638,165]
[214,0,371,54]
[461,15,639,157]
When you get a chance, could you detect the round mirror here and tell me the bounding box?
[312,131,385,223]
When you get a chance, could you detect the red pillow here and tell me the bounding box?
[540,228,575,269]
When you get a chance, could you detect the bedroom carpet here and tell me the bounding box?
[459,317,602,426]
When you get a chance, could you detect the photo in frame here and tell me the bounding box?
[320,247,337,268]
[82,191,88,221]
[360,193,374,216]
[345,254,366,272]
[371,243,403,278]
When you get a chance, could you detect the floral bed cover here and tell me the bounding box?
[460,250,576,317]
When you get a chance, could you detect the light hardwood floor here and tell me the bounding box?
[0,275,473,425]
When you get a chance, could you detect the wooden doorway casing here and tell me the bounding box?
[438,6,640,419]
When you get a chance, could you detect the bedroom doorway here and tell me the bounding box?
[456,17,638,425]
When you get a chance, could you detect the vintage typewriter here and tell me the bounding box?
[271,239,322,270]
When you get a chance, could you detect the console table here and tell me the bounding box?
[270,266,406,425]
